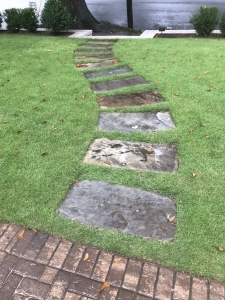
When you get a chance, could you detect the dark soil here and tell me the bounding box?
[155,33,224,39]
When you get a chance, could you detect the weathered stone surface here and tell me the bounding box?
[84,67,132,79]
[84,138,178,173]
[91,76,147,92]
[76,59,119,70]
[58,181,176,240]
[97,91,164,108]
[75,54,114,62]
[98,112,175,132]
[76,48,112,54]
[84,41,117,46]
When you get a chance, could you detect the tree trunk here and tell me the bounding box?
[127,0,133,29]
[61,0,101,31]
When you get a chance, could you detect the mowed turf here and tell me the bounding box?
[1,34,225,281]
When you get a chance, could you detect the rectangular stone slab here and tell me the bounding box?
[76,59,119,70]
[58,180,176,240]
[75,54,114,62]
[84,41,117,45]
[77,45,113,50]
[84,138,178,173]
[76,49,113,54]
[98,112,175,132]
[84,67,132,79]
[91,76,147,92]
[97,91,164,108]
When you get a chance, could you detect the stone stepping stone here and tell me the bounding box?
[84,138,178,173]
[91,76,147,92]
[77,45,113,50]
[98,112,175,132]
[85,41,116,45]
[76,49,113,54]
[98,91,163,108]
[76,59,119,70]
[84,67,132,79]
[75,54,114,62]
[58,180,176,240]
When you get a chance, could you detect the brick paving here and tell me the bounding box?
[0,224,224,300]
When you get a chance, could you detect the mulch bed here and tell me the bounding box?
[155,33,224,38]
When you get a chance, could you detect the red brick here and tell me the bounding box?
[64,292,81,299]
[0,254,18,286]
[192,278,208,300]
[49,239,72,269]
[99,285,118,300]
[0,273,22,300]
[92,251,112,282]
[107,256,127,287]
[155,267,174,300]
[36,235,60,264]
[0,225,20,251]
[173,272,190,300]
[39,266,58,284]
[0,250,6,264]
[46,270,71,300]
[209,280,225,300]
[122,259,142,291]
[16,278,50,299]
[23,231,49,260]
[11,229,36,257]
[76,247,99,278]
[138,262,158,298]
[68,274,102,299]
[63,243,85,273]
[117,289,134,300]
[13,258,45,279]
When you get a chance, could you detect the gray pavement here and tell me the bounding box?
[86,0,225,30]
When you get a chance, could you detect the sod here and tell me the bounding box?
[1,34,225,281]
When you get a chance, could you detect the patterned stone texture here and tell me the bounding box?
[76,59,119,70]
[58,180,176,240]
[91,76,147,92]
[84,67,132,79]
[98,112,175,132]
[97,91,163,108]
[84,138,178,173]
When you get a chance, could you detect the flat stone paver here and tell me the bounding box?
[75,54,114,62]
[58,180,176,240]
[84,67,132,79]
[76,59,119,70]
[84,138,178,173]
[91,76,147,92]
[75,48,112,54]
[97,91,164,108]
[0,223,224,299]
[98,112,175,132]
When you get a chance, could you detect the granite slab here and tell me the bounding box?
[97,91,163,108]
[75,54,114,62]
[98,112,175,132]
[84,67,132,79]
[91,76,147,92]
[58,180,176,240]
[84,138,178,173]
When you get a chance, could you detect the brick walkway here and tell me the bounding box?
[0,224,224,300]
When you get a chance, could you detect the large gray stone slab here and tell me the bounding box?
[98,112,175,132]
[75,54,114,62]
[85,41,117,45]
[77,45,113,50]
[76,59,120,70]
[97,91,164,108]
[58,180,176,240]
[91,76,147,92]
[84,67,132,79]
[76,49,113,54]
[84,138,178,173]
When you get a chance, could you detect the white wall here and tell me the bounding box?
[0,0,47,28]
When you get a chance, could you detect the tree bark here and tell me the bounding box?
[61,0,101,31]
[127,0,133,29]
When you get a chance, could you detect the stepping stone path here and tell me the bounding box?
[98,112,175,132]
[59,39,178,239]
[83,138,178,173]
[58,180,176,240]
[98,90,164,108]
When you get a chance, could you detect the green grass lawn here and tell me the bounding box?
[1,33,225,281]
